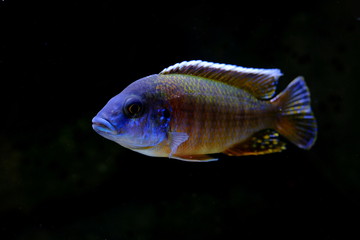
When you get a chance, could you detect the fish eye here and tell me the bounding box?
[123,98,144,118]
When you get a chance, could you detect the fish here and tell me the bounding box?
[92,60,317,162]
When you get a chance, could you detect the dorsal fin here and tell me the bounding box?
[160,60,283,99]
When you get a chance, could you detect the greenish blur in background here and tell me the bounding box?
[1,0,360,239]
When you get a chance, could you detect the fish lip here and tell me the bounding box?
[92,116,118,134]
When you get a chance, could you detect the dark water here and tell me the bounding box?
[1,0,360,239]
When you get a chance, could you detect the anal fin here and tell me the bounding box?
[171,154,218,162]
[223,129,286,156]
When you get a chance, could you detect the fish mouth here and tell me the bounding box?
[92,116,118,134]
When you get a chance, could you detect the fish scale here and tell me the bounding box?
[155,74,274,155]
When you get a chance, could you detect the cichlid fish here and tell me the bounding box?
[92,60,317,162]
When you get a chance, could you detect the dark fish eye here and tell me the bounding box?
[124,98,144,118]
[128,103,141,114]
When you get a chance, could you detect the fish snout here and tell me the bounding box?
[92,116,118,134]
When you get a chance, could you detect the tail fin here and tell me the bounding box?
[271,76,317,149]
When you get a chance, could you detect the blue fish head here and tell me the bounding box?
[92,76,170,152]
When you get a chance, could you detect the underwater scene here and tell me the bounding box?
[1,0,360,239]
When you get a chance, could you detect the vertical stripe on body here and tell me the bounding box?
[157,75,275,155]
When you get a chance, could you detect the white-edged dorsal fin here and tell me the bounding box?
[160,60,283,99]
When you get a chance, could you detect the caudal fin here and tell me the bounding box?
[271,76,317,149]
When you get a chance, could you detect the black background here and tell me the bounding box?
[1,0,360,239]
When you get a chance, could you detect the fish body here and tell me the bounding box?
[92,60,317,162]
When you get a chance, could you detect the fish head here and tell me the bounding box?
[92,76,170,152]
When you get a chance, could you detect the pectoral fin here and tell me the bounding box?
[168,132,217,162]
[168,132,189,157]
[171,154,218,162]
[223,129,286,156]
